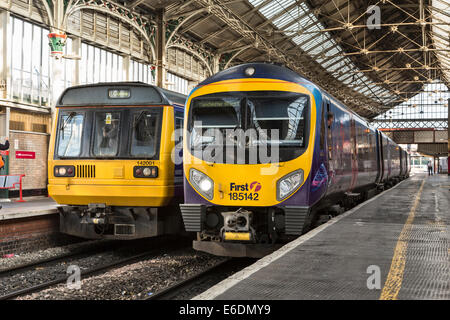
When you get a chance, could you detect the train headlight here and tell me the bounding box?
[143,167,151,176]
[190,168,214,200]
[54,166,75,177]
[244,67,255,76]
[199,179,212,192]
[134,166,158,178]
[277,169,304,201]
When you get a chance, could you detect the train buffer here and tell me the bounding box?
[344,192,360,197]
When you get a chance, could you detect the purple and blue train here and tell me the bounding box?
[180,63,410,257]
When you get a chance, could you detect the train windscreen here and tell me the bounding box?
[130,110,161,157]
[55,107,162,159]
[93,111,121,157]
[188,91,309,163]
[57,112,84,157]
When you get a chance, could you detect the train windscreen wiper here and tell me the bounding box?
[134,111,147,128]
[60,112,77,138]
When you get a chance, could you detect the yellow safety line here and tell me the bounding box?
[379,179,425,300]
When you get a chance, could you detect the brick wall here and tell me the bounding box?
[9,131,49,190]
[0,214,80,256]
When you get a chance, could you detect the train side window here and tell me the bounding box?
[175,111,183,144]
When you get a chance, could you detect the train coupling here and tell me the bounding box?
[80,203,109,225]
[220,208,256,242]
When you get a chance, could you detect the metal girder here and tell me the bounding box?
[127,0,147,9]
[128,0,448,119]
[186,0,384,117]
[371,118,448,129]
[417,143,448,155]
[376,129,448,144]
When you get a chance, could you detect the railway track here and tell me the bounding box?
[146,258,255,300]
[0,248,180,300]
[0,236,191,300]
[0,242,113,276]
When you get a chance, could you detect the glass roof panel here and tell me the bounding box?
[248,0,266,6]
[273,11,296,28]
[248,0,394,105]
[375,81,449,121]
[260,0,296,19]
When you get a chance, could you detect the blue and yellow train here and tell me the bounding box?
[180,63,410,257]
[48,82,186,239]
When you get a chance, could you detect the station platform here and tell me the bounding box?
[196,174,449,300]
[0,197,62,256]
[0,197,58,221]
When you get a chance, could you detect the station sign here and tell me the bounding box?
[16,151,35,159]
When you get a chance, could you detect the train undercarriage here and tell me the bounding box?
[58,204,183,240]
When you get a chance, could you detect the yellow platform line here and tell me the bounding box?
[379,180,425,300]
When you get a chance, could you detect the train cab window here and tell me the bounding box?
[130,110,161,157]
[190,97,240,150]
[93,112,121,157]
[57,112,84,157]
[248,94,308,147]
[189,92,309,163]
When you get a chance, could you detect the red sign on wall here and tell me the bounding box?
[0,150,9,156]
[16,151,35,159]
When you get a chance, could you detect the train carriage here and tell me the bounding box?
[48,82,186,239]
[180,63,409,257]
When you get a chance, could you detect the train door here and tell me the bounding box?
[326,99,333,163]
[349,116,358,191]
[375,130,383,183]
[400,150,406,177]
[385,137,391,180]
[341,111,352,192]
[319,98,328,175]
[329,102,351,193]
[325,99,338,193]
[174,109,184,188]
[407,153,411,175]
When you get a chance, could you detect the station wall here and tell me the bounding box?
[9,130,49,191]
[6,110,50,192]
[0,213,80,256]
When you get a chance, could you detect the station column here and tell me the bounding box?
[0,9,10,139]
[448,98,449,175]
[0,10,10,195]
[0,9,9,102]
[156,8,166,88]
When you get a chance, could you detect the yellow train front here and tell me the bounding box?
[48,82,186,239]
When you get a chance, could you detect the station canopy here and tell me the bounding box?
[127,0,450,120]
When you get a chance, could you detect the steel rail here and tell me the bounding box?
[0,242,112,276]
[145,258,254,300]
[0,248,174,300]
